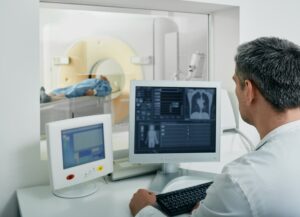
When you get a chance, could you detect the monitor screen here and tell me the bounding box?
[61,124,105,169]
[129,80,220,163]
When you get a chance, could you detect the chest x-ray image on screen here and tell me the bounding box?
[188,89,214,120]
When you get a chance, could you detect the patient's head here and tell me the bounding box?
[100,75,109,82]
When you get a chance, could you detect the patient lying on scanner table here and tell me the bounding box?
[40,76,112,103]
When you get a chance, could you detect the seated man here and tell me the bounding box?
[129,37,300,216]
[40,75,112,103]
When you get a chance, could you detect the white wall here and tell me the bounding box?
[2,1,300,217]
[210,7,241,129]
[240,0,300,44]
[197,0,300,47]
[212,8,239,92]
[0,1,49,217]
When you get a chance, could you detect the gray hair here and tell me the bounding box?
[235,37,300,111]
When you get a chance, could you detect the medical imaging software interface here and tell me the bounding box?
[134,86,216,154]
[61,124,105,169]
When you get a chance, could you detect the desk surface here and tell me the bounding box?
[17,175,153,217]
[18,133,248,217]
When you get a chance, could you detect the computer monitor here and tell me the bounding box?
[129,80,221,191]
[46,114,113,198]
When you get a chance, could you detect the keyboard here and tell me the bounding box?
[156,181,213,216]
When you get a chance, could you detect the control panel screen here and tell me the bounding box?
[134,87,216,154]
[61,124,105,169]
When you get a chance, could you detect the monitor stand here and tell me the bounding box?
[149,163,216,193]
[53,181,99,199]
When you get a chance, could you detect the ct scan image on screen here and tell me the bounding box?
[61,124,105,169]
[134,86,216,154]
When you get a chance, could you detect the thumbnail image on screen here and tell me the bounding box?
[61,124,105,169]
[134,86,216,154]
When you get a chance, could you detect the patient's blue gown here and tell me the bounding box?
[51,79,112,98]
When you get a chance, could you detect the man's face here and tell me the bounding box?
[232,73,252,125]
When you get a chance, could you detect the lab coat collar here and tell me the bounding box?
[255,119,300,150]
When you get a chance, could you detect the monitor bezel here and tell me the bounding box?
[129,80,221,163]
[46,114,113,191]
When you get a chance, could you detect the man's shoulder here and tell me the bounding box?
[222,153,255,178]
[221,148,276,182]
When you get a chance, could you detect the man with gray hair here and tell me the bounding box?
[129,37,300,217]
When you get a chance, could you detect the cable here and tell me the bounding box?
[223,128,256,152]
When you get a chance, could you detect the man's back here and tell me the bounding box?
[197,120,300,217]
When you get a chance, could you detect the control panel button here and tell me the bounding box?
[97,166,103,171]
[66,174,75,180]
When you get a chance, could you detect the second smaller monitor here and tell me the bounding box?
[46,114,113,198]
[129,80,221,164]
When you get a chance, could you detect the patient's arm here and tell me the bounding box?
[47,89,95,102]
[85,89,95,96]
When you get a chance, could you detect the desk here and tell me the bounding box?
[17,133,248,217]
[17,175,153,217]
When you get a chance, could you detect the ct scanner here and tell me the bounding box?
[40,17,179,135]
[59,36,144,124]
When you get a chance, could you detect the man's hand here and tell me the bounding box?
[129,189,157,216]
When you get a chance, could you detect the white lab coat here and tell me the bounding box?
[136,120,300,217]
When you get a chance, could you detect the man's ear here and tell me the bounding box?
[244,80,256,105]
